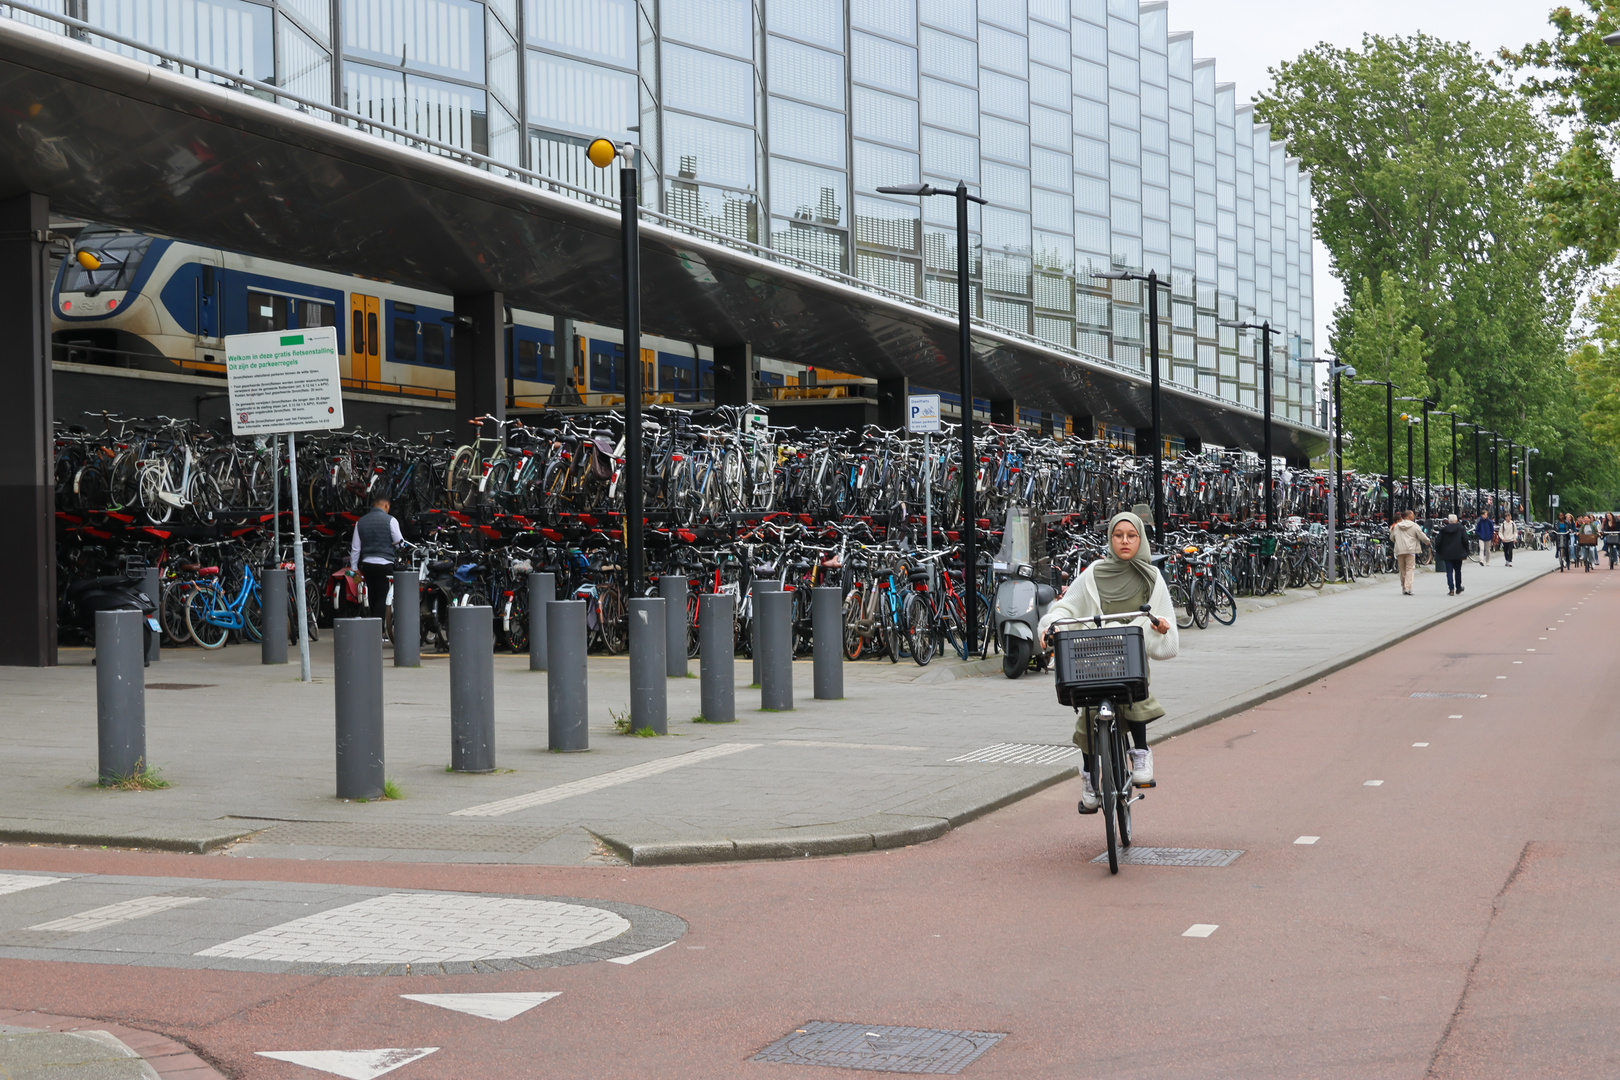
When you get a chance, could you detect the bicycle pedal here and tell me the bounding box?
[1077,801,1099,815]
[1133,779,1156,789]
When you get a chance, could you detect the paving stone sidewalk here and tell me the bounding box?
[0,555,1554,866]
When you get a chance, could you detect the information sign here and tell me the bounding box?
[225,328,345,436]
[908,393,942,434]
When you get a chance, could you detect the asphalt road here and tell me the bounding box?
[1,566,1614,1079]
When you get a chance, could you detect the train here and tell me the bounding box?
[49,226,836,411]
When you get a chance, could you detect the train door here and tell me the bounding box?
[195,259,220,355]
[349,293,379,385]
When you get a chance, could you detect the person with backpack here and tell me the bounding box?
[1474,510,1495,565]
[1434,513,1470,596]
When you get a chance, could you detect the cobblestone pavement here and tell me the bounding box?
[0,555,1552,865]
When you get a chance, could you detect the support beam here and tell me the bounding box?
[712,342,751,407]
[876,376,909,429]
[0,192,56,666]
[989,398,1016,426]
[453,291,506,433]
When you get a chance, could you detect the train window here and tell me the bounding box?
[422,324,448,366]
[541,342,558,383]
[352,310,365,353]
[247,291,288,334]
[393,318,418,361]
[515,339,539,380]
[298,301,335,329]
[590,348,623,391]
[659,361,694,391]
[367,312,379,356]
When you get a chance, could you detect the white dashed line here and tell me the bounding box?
[1294,836,1319,845]
[29,894,205,933]
[1449,714,1463,719]
[1413,743,1429,747]
[1182,924,1219,938]
[1364,780,1384,787]
[452,743,762,817]
[1497,675,1507,679]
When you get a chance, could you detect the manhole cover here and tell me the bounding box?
[1091,847,1244,867]
[948,743,1079,765]
[754,1022,1005,1074]
[1409,692,1485,699]
[145,683,216,691]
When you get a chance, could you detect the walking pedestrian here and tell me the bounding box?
[1435,513,1469,596]
[1474,510,1494,565]
[1499,512,1519,567]
[1389,510,1431,596]
[349,496,404,622]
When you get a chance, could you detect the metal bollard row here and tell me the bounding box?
[699,592,735,723]
[95,609,146,783]
[449,605,495,772]
[393,569,420,667]
[334,617,385,800]
[629,597,667,735]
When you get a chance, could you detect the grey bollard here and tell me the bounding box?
[449,605,495,772]
[334,617,385,800]
[392,569,420,667]
[142,567,160,663]
[751,578,781,687]
[528,572,554,671]
[95,609,146,782]
[812,586,844,700]
[547,600,589,751]
[699,592,735,723]
[261,567,288,665]
[758,589,794,711]
[629,597,667,735]
[660,576,689,677]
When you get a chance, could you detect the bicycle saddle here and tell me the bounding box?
[1035,583,1057,604]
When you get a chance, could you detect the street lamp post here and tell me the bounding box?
[1222,319,1276,528]
[1305,358,1354,581]
[878,181,988,654]
[588,137,645,586]
[1525,447,1540,520]
[1356,378,1400,523]
[1101,269,1172,543]
[1401,414,1418,513]
[1397,397,1436,522]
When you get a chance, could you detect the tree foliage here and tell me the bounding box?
[1335,274,1429,477]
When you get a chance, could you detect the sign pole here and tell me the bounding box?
[924,433,932,552]
[287,431,311,682]
[272,433,281,565]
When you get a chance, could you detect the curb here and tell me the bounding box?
[0,1009,228,1079]
[0,823,259,854]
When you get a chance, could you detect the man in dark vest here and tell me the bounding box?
[349,497,403,621]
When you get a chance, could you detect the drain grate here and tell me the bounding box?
[1091,847,1244,868]
[754,1022,1005,1075]
[1409,692,1486,699]
[145,683,216,691]
[947,743,1079,765]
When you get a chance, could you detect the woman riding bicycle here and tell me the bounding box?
[1038,511,1179,813]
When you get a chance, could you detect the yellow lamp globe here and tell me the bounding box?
[586,138,618,169]
[75,249,102,271]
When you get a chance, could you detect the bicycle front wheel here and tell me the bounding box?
[185,590,230,649]
[1207,581,1237,626]
[1097,714,1119,874]
[903,593,935,667]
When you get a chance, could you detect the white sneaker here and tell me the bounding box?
[1078,770,1100,813]
[1129,748,1155,787]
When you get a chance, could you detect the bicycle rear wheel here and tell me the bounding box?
[1189,580,1209,630]
[1097,712,1119,874]
[185,590,230,650]
[161,584,192,645]
[903,593,934,667]
[1207,581,1237,626]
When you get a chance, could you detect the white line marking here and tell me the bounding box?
[1364,780,1384,787]
[255,1048,438,1079]
[1496,675,1507,679]
[29,894,205,933]
[606,941,675,965]
[1294,836,1319,845]
[1413,743,1429,747]
[400,992,558,1022]
[770,740,928,751]
[0,874,66,897]
[451,743,762,817]
[1527,648,1536,651]
[1182,924,1218,938]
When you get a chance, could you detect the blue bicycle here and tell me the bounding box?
[185,561,264,649]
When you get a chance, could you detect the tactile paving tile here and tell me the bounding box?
[753,1022,1005,1074]
[1090,846,1245,867]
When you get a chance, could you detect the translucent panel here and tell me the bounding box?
[1072,0,1105,25]
[770,0,843,50]
[981,115,1029,163]
[345,0,482,79]
[853,140,920,192]
[1143,217,1169,252]
[664,112,756,188]
[1194,102,1215,135]
[771,158,847,225]
[768,35,844,110]
[982,161,1031,209]
[1170,142,1192,176]
[664,43,753,125]
[91,0,273,81]
[1074,211,1108,253]
[1110,125,1139,164]
[1074,135,1107,176]
[1171,204,1193,236]
[856,197,920,252]
[1073,97,1107,138]
[1030,64,1068,109]
[1108,51,1138,91]
[1072,58,1106,101]
[1032,187,1071,231]
[919,0,976,36]
[773,219,848,273]
[1140,83,1167,121]
[769,97,846,167]
[922,126,980,181]
[1110,161,1139,199]
[486,11,519,111]
[1032,147,1071,191]
[666,182,758,241]
[1028,21,1068,66]
[488,97,521,164]
[277,14,331,104]
[523,0,633,67]
[1035,314,1073,345]
[1106,16,1135,55]
[1171,235,1193,266]
[1072,19,1105,62]
[1034,230,1073,272]
[662,0,751,59]
[1112,232,1141,268]
[1170,76,1192,113]
[983,205,1031,250]
[1195,221,1214,250]
[979,25,1026,76]
[1030,105,1067,150]
[1075,173,1108,212]
[1142,150,1167,186]
[1141,117,1168,155]
[852,31,918,95]
[979,0,1026,33]
[486,0,516,34]
[1108,91,1139,128]
[281,0,330,42]
[919,78,978,133]
[1217,180,1234,210]
[1111,197,1140,233]
[985,297,1031,332]
[1196,160,1215,193]
[980,69,1029,120]
[346,63,488,152]
[1029,0,1065,25]
[1143,183,1168,218]
[1140,48,1167,85]
[920,27,977,85]
[853,88,920,149]
[852,0,916,43]
[526,52,637,139]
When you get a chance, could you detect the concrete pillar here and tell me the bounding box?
[95,609,145,782]
[713,342,752,407]
[0,193,55,666]
[334,617,386,800]
[628,597,667,735]
[453,291,506,434]
[876,376,909,429]
[990,398,1017,426]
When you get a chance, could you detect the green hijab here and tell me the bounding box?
[1092,511,1158,610]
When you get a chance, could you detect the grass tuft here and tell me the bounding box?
[382,778,404,800]
[97,762,171,791]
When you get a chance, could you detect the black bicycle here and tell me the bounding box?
[1049,607,1153,874]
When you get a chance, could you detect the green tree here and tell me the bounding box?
[1335,273,1429,477]
[1570,282,1620,448]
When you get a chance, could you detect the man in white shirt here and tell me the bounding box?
[350,497,403,619]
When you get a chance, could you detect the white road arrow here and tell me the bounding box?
[255,1048,438,1079]
[399,992,560,1021]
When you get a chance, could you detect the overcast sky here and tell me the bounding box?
[1161,0,1561,354]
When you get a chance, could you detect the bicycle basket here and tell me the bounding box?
[1258,535,1278,557]
[1053,625,1149,708]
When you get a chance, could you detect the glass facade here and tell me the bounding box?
[12,0,1315,427]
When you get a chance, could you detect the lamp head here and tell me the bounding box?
[75,249,102,271]
[877,183,935,197]
[586,138,619,168]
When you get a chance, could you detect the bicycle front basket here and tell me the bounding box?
[1053,624,1149,708]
